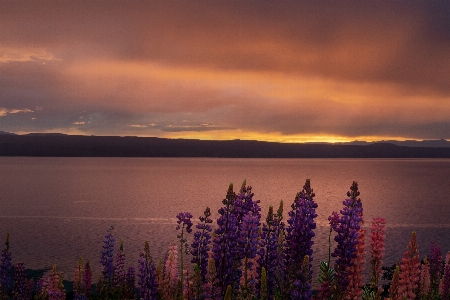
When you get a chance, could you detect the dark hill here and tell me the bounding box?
[0,134,449,158]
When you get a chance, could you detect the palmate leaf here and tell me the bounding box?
[318,261,335,283]
[362,285,376,300]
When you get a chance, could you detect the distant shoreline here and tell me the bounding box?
[1,134,449,158]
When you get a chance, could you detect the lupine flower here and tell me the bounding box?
[233,181,261,226]
[329,181,363,298]
[316,212,337,300]
[369,217,386,294]
[113,240,126,292]
[137,241,158,300]
[35,276,49,300]
[388,265,400,300]
[419,257,430,298]
[176,211,193,297]
[162,242,179,298]
[46,265,66,300]
[191,264,203,299]
[429,241,442,294]
[212,183,240,297]
[0,233,12,297]
[284,179,318,299]
[260,267,268,300]
[73,257,87,300]
[182,268,194,299]
[12,262,33,300]
[257,203,284,299]
[237,211,260,298]
[345,228,365,299]
[83,261,92,298]
[98,225,115,297]
[398,231,421,299]
[204,257,218,299]
[191,207,213,283]
[125,266,136,299]
[441,252,450,300]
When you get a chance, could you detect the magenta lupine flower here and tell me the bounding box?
[83,261,92,298]
[429,242,443,294]
[138,241,158,300]
[330,181,363,297]
[440,252,450,300]
[46,265,66,300]
[0,233,13,297]
[369,217,386,292]
[345,228,366,299]
[12,262,33,300]
[419,257,430,298]
[398,232,421,299]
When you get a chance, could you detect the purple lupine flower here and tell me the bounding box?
[97,225,115,298]
[35,276,49,300]
[429,242,443,294]
[284,179,318,299]
[100,225,115,285]
[191,207,213,283]
[212,183,240,297]
[0,233,12,297]
[12,262,33,300]
[125,266,136,299]
[233,181,261,225]
[237,211,260,297]
[258,206,281,299]
[330,181,363,297]
[176,211,193,297]
[138,241,158,300]
[113,240,126,289]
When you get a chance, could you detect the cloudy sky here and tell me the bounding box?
[1,1,449,142]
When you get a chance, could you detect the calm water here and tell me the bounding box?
[0,157,449,284]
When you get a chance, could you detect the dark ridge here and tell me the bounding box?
[0,134,449,158]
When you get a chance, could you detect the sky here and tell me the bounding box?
[1,1,449,143]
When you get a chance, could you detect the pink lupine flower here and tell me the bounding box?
[182,268,194,299]
[164,243,179,286]
[440,252,450,300]
[369,217,386,290]
[160,242,179,298]
[398,232,421,300]
[389,265,400,300]
[345,228,366,299]
[419,257,430,298]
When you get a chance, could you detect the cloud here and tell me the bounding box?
[0,1,449,141]
[0,107,34,117]
[0,47,60,63]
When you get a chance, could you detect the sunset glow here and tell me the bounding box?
[1,1,449,142]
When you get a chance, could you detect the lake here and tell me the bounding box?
[0,157,449,285]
